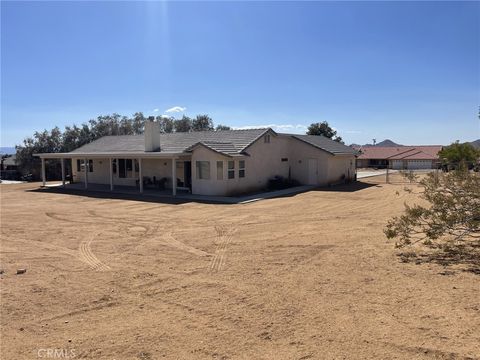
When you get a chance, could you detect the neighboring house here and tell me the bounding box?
[0,155,20,180]
[1,155,18,171]
[355,146,442,170]
[36,124,357,196]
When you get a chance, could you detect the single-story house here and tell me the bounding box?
[36,123,357,196]
[1,155,18,171]
[355,145,442,170]
[0,155,20,180]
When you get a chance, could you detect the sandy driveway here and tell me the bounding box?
[1,180,478,359]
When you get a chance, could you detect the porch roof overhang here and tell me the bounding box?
[34,152,185,159]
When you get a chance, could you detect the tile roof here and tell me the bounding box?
[68,128,357,157]
[70,135,146,154]
[285,134,358,155]
[70,128,270,155]
[357,146,442,160]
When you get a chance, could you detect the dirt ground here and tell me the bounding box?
[1,177,479,359]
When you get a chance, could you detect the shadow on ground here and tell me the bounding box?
[310,181,379,193]
[27,187,227,206]
[398,242,480,275]
[26,180,377,205]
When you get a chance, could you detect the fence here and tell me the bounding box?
[357,168,441,185]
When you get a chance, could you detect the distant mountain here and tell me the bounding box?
[470,139,480,149]
[350,139,403,148]
[374,139,402,147]
[0,147,16,155]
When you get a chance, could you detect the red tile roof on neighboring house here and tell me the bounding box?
[356,146,442,160]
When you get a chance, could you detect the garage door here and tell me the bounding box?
[407,160,432,169]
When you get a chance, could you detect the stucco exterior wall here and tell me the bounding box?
[191,133,291,196]
[190,134,356,195]
[287,139,355,186]
[72,157,184,189]
[70,134,356,196]
[327,154,355,184]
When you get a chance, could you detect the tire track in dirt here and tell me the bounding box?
[78,233,110,271]
[42,301,118,322]
[162,232,211,257]
[2,235,110,271]
[42,213,114,270]
[210,225,237,272]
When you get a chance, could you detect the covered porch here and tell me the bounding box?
[36,152,190,196]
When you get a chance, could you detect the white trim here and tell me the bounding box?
[41,158,46,186]
[172,158,177,196]
[109,158,114,191]
[84,158,88,189]
[35,152,182,159]
[139,158,143,193]
[61,158,65,187]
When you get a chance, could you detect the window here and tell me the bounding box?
[264,134,271,143]
[239,160,245,178]
[76,159,82,172]
[88,159,93,172]
[217,161,223,180]
[281,158,288,162]
[228,160,235,179]
[117,159,138,178]
[196,161,210,180]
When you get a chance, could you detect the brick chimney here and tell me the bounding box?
[144,117,160,152]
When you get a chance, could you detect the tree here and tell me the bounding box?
[174,115,193,132]
[192,114,214,131]
[13,111,223,179]
[384,169,480,248]
[307,121,343,143]
[132,112,146,134]
[157,116,174,133]
[439,141,480,168]
[216,124,231,131]
[16,127,64,179]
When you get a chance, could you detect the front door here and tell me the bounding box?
[184,161,192,189]
[307,159,317,185]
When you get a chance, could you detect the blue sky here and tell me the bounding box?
[1,1,479,147]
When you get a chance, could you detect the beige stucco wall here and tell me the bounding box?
[70,135,356,196]
[190,134,356,196]
[72,157,187,189]
[191,133,291,196]
[327,154,356,184]
[288,139,355,185]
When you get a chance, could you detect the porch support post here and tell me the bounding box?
[84,158,88,189]
[139,158,143,193]
[172,158,177,196]
[41,158,46,187]
[61,158,65,187]
[109,158,114,191]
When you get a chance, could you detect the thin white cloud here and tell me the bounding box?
[165,106,186,113]
[153,108,160,112]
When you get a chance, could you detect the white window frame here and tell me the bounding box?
[118,159,138,178]
[238,160,245,178]
[196,161,211,180]
[227,160,235,179]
